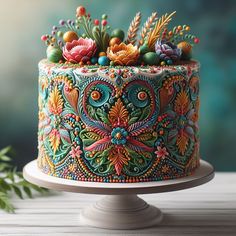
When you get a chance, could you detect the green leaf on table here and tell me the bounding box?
[0,178,11,192]
[12,185,23,199]
[0,146,12,157]
[23,186,32,198]
[0,163,12,172]
[0,155,11,162]
[0,146,48,213]
[0,192,15,213]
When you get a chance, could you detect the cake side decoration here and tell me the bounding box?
[41,6,199,66]
[38,6,200,183]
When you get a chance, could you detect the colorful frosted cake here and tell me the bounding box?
[37,6,200,182]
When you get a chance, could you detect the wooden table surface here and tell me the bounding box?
[0,173,236,236]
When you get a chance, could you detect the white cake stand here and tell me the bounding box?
[23,159,214,230]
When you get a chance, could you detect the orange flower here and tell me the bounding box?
[107,43,139,66]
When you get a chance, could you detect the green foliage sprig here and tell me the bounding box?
[76,14,110,53]
[0,146,47,213]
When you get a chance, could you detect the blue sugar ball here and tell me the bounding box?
[98,56,110,66]
[91,57,98,64]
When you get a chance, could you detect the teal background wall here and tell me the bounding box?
[0,0,235,171]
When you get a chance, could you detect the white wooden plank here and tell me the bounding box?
[0,173,236,235]
[0,226,236,236]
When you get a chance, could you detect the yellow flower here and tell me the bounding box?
[107,43,139,66]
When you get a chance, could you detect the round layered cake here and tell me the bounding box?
[37,60,200,182]
[37,5,201,182]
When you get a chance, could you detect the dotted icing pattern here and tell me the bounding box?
[37,60,200,182]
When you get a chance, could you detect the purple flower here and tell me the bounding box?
[155,40,181,64]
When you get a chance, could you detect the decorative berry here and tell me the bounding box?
[109,37,122,47]
[177,25,182,30]
[110,61,115,66]
[185,26,190,31]
[194,38,200,44]
[41,35,47,41]
[99,52,106,57]
[102,14,108,20]
[111,29,125,41]
[160,61,166,66]
[102,20,107,26]
[98,56,110,66]
[59,20,65,25]
[76,6,86,17]
[63,31,79,43]
[94,19,100,25]
[57,31,64,38]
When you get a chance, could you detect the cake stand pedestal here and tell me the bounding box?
[23,160,214,230]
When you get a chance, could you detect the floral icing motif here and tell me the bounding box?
[79,77,158,176]
[155,146,169,159]
[164,89,198,157]
[38,60,200,182]
[111,127,128,145]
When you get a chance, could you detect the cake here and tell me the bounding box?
[37,6,200,183]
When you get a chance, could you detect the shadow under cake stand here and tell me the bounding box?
[23,160,214,230]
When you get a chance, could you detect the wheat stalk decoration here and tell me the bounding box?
[138,12,158,47]
[126,12,142,45]
[147,11,176,50]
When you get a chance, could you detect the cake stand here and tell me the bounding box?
[23,159,214,230]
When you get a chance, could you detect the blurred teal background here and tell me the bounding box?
[0,0,235,171]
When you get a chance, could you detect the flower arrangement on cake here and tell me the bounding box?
[41,6,199,66]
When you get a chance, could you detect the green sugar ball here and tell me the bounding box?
[111,29,125,41]
[143,52,159,65]
[47,46,63,63]
[139,44,150,54]
[57,31,64,38]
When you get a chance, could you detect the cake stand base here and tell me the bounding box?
[23,160,214,230]
[80,194,162,229]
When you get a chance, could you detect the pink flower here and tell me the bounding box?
[63,38,97,63]
[155,146,169,159]
[70,146,83,158]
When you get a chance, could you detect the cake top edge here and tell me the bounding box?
[39,58,200,70]
[41,6,200,67]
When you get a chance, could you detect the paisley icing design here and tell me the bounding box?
[37,60,200,182]
[88,83,112,107]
